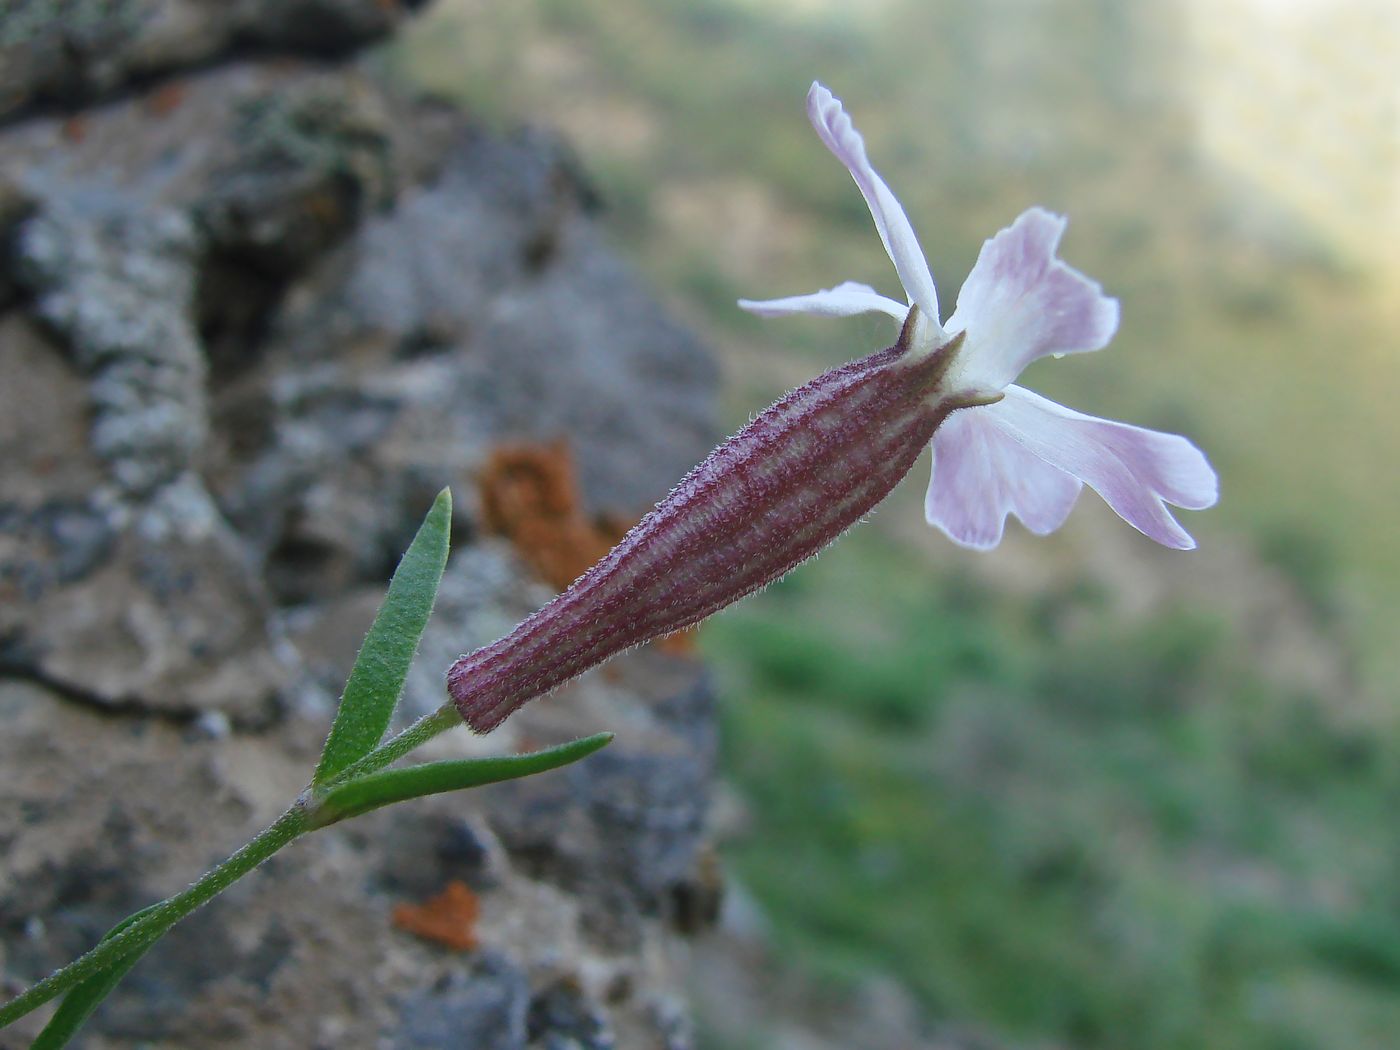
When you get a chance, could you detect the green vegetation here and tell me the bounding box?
[390,2,1400,1046]
[707,529,1400,1049]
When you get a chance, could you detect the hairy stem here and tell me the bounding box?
[1,702,465,1030]
[0,806,307,1028]
[317,701,464,789]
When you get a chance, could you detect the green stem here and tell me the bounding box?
[318,701,464,789]
[0,702,464,1031]
[0,807,308,1029]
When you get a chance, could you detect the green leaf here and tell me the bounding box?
[313,489,453,786]
[31,905,162,1050]
[307,733,614,828]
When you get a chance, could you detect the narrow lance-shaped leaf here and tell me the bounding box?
[307,733,614,829]
[31,905,162,1050]
[314,489,453,785]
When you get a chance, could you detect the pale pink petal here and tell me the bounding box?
[945,208,1119,393]
[925,405,1083,549]
[738,280,908,320]
[984,386,1219,550]
[806,83,940,325]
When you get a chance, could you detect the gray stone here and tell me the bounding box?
[0,177,33,307]
[270,127,718,516]
[395,954,530,1050]
[204,121,719,615]
[16,191,206,494]
[528,977,617,1050]
[0,310,284,723]
[195,73,395,378]
[482,658,718,924]
[371,812,508,898]
[0,0,426,124]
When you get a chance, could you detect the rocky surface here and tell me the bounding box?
[0,3,722,1046]
[0,0,430,125]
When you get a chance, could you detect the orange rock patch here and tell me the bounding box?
[479,440,614,591]
[391,880,480,952]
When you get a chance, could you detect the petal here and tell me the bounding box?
[806,83,941,326]
[984,386,1219,550]
[738,280,909,320]
[925,405,1083,550]
[945,207,1119,393]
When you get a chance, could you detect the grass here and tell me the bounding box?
[705,528,1400,1049]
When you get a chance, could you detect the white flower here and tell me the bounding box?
[739,83,1218,550]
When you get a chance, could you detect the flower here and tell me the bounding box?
[740,82,1218,550]
[448,83,1217,734]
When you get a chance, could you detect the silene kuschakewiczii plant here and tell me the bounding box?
[1,81,1216,1047]
[447,81,1218,733]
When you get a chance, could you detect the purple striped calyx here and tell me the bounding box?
[448,81,1218,733]
[449,313,976,733]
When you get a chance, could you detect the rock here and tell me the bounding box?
[528,976,617,1050]
[297,126,715,516]
[0,0,427,125]
[209,124,719,585]
[479,654,719,940]
[17,191,207,495]
[0,4,722,1044]
[395,954,531,1050]
[0,177,34,307]
[0,312,285,723]
[372,813,509,898]
[195,73,395,377]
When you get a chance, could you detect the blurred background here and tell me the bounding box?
[385,0,1400,1047]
